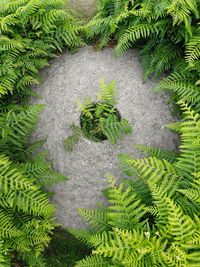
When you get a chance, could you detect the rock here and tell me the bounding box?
[31,47,179,228]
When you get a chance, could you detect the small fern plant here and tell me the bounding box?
[64,80,133,151]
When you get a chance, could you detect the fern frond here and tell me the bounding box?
[1,104,44,147]
[142,42,182,78]
[0,154,35,193]
[101,115,132,144]
[64,124,83,152]
[128,157,182,188]
[118,153,136,177]
[174,101,200,175]
[20,159,67,186]
[116,20,168,56]
[136,145,178,163]
[98,79,117,106]
[167,0,199,29]
[164,197,197,244]
[93,228,149,264]
[178,189,200,204]
[75,255,111,267]
[186,35,200,63]
[77,208,109,232]
[0,241,11,267]
[106,175,146,229]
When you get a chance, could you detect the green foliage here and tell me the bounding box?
[136,144,179,163]
[186,35,200,64]
[0,1,78,265]
[1,0,200,266]
[74,102,200,267]
[0,154,55,266]
[44,227,91,267]
[64,124,83,152]
[0,103,68,266]
[65,80,133,151]
[0,0,83,98]
[89,0,200,113]
[87,0,200,78]
[0,240,10,267]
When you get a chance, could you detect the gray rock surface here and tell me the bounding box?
[31,47,178,228]
[69,0,97,19]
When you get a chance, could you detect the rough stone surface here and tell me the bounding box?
[69,0,97,19]
[31,47,178,228]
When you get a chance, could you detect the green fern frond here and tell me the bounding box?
[36,171,67,187]
[1,104,44,147]
[93,228,148,263]
[64,124,83,152]
[0,240,11,267]
[164,197,197,244]
[118,153,136,177]
[24,139,46,155]
[186,35,200,63]
[178,189,200,204]
[116,20,168,56]
[106,176,147,229]
[166,121,183,133]
[20,159,67,186]
[0,36,23,51]
[0,154,35,192]
[20,252,47,267]
[101,115,132,144]
[0,209,21,238]
[75,255,112,267]
[142,42,182,78]
[136,145,178,163]
[128,157,182,186]
[98,79,117,106]
[77,208,109,232]
[167,0,199,28]
[69,228,94,247]
[0,13,18,33]
[174,101,200,175]
[153,77,200,111]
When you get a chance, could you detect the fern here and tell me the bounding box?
[77,208,109,232]
[100,115,133,144]
[0,0,83,97]
[173,101,200,175]
[136,144,179,163]
[65,80,133,151]
[75,167,200,266]
[1,104,44,146]
[105,175,146,229]
[116,21,168,56]
[87,0,200,79]
[98,79,117,106]
[186,35,200,63]
[118,153,136,177]
[75,99,200,266]
[75,255,112,267]
[64,124,83,152]
[0,154,56,266]
[0,240,10,267]
[141,42,183,78]
[0,102,66,265]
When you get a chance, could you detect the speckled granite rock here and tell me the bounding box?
[69,0,97,19]
[31,47,179,228]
